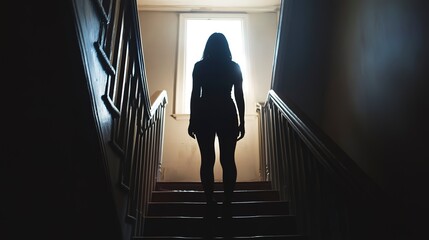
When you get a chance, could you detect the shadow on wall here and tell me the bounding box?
[272,0,429,238]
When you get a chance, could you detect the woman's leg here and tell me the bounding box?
[196,130,216,204]
[217,132,237,204]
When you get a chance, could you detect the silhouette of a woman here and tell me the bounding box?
[188,32,245,218]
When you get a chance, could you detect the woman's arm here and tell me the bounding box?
[188,63,201,139]
[234,64,245,140]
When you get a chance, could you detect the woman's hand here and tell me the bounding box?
[237,124,245,141]
[188,122,196,139]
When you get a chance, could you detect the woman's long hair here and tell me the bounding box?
[202,32,232,61]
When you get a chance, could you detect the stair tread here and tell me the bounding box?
[135,235,307,239]
[155,181,272,191]
[147,201,289,217]
[148,200,288,204]
[151,190,280,202]
[145,214,295,219]
[143,215,298,237]
[152,189,278,193]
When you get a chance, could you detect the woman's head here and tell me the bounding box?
[202,32,232,61]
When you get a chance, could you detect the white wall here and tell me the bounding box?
[139,11,279,182]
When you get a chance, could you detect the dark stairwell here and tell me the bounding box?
[6,0,429,240]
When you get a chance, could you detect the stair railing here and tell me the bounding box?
[73,0,168,238]
[133,90,167,236]
[257,90,386,240]
[98,0,168,236]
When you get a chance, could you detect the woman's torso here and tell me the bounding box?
[193,59,240,130]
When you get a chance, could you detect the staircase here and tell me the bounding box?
[135,181,307,239]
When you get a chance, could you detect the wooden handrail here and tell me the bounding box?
[257,89,388,239]
[149,90,168,118]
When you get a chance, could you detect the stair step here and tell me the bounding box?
[155,181,272,191]
[147,201,289,217]
[143,181,306,239]
[143,215,298,237]
[151,190,280,202]
[135,235,307,239]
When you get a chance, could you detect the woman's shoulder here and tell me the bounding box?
[229,60,241,69]
[230,61,242,73]
[231,60,240,66]
[194,60,204,67]
[193,60,205,73]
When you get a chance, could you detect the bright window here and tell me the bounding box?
[175,13,248,115]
